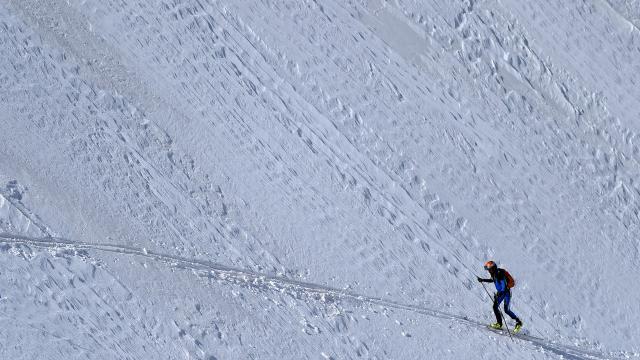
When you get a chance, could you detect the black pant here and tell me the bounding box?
[492,290,520,325]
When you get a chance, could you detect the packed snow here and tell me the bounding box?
[1,0,639,359]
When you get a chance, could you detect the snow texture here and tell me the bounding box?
[0,0,639,359]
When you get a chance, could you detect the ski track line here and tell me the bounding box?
[0,233,625,360]
[8,0,506,330]
[0,188,54,237]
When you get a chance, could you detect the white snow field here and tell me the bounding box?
[1,0,639,358]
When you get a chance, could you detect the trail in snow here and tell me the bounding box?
[0,233,626,360]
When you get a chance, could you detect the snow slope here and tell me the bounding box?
[1,0,639,358]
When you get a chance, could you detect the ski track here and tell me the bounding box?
[0,233,626,360]
[1,0,495,317]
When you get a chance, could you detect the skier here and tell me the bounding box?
[477,260,523,332]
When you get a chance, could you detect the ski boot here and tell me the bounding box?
[514,321,523,333]
[488,322,502,330]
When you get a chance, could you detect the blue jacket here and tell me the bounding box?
[479,268,509,294]
[494,271,507,292]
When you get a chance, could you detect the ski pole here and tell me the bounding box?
[479,279,514,341]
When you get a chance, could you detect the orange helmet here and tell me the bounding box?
[484,260,497,271]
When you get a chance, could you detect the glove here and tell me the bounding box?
[476,276,483,282]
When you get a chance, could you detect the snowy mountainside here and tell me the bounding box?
[1,0,639,359]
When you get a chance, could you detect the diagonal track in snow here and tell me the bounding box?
[4,0,492,318]
[0,233,627,360]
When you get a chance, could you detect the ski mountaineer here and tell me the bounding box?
[477,261,523,332]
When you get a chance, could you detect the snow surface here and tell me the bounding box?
[1,0,639,358]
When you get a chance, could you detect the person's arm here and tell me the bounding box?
[476,276,493,283]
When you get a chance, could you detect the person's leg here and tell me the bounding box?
[503,292,521,323]
[493,294,505,325]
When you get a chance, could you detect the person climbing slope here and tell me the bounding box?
[477,260,523,333]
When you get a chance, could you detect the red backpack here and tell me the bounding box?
[504,270,516,289]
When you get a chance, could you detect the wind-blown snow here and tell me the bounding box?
[1,0,639,359]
